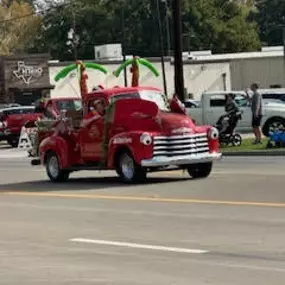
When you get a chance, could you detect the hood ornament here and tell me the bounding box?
[172,127,193,134]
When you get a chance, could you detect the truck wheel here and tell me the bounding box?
[187,162,212,179]
[46,152,69,182]
[116,152,146,183]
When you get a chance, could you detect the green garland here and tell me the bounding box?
[113,57,159,78]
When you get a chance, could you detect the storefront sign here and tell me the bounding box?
[13,61,43,85]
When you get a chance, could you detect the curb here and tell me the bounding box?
[222,151,285,156]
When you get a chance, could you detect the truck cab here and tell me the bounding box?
[35,86,222,183]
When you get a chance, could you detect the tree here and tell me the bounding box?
[255,0,285,46]
[182,0,260,53]
[30,0,161,60]
[30,0,261,61]
[0,0,42,55]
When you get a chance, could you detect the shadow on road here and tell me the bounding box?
[0,176,190,193]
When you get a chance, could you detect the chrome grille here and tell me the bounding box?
[152,133,209,157]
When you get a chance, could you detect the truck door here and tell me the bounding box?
[80,98,106,161]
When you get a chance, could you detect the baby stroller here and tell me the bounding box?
[216,110,243,147]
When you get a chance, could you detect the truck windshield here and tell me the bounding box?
[111,90,170,111]
[139,90,170,111]
[56,100,82,112]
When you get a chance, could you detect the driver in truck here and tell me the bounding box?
[87,99,106,119]
[94,99,106,116]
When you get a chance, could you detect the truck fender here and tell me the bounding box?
[107,132,154,168]
[107,133,140,168]
[40,136,70,169]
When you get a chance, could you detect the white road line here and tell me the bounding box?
[70,238,208,254]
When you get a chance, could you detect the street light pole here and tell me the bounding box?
[155,0,168,96]
[172,0,185,102]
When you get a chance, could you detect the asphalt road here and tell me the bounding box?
[0,156,285,284]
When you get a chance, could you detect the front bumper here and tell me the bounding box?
[141,152,222,167]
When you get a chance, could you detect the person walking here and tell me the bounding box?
[250,83,263,144]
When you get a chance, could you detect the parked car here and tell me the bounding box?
[0,106,43,147]
[0,103,21,110]
[258,88,285,103]
[186,91,285,136]
[184,99,200,108]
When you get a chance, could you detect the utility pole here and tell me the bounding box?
[121,7,128,87]
[162,0,171,56]
[155,0,168,96]
[172,0,185,102]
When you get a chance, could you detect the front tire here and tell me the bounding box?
[187,162,213,179]
[46,152,69,182]
[116,152,146,183]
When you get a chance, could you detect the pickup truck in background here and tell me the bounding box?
[0,97,82,148]
[186,91,285,136]
[0,106,43,147]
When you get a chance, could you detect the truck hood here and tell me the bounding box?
[158,112,196,135]
[112,98,198,135]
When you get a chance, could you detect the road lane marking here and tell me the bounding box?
[183,259,285,273]
[69,238,208,254]
[3,191,285,208]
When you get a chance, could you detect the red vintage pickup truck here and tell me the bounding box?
[32,86,222,183]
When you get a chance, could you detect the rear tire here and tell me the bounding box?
[116,151,146,183]
[46,152,69,182]
[187,162,213,179]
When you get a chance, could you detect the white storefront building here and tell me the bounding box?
[48,45,285,100]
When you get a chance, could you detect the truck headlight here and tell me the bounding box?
[208,127,219,140]
[140,132,152,145]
